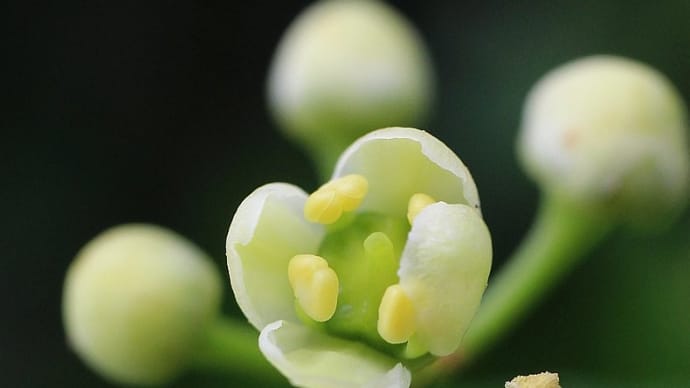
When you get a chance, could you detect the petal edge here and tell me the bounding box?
[226,183,324,329]
[332,127,481,218]
[259,320,411,388]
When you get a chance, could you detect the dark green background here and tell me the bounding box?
[4,1,689,386]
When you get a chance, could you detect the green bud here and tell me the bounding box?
[63,224,222,385]
[518,55,689,226]
[267,0,434,173]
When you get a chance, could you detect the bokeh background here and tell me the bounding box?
[4,0,689,386]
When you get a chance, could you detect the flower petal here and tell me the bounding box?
[398,202,492,356]
[259,320,411,388]
[332,127,480,218]
[226,183,325,329]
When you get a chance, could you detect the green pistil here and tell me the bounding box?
[318,212,410,355]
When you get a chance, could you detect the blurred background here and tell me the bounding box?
[4,0,689,386]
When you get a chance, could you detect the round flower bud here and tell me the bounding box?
[63,224,222,385]
[518,55,689,226]
[267,0,434,170]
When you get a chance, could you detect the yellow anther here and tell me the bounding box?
[288,254,339,322]
[377,284,416,344]
[407,193,436,224]
[303,190,341,224]
[304,174,368,224]
[331,174,369,211]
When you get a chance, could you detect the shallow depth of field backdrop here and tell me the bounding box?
[4,1,690,387]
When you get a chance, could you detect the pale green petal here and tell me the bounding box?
[398,202,492,356]
[226,183,325,329]
[332,127,480,218]
[259,320,411,388]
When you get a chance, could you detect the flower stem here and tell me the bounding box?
[417,196,613,385]
[460,194,615,362]
[308,138,349,182]
[189,316,284,383]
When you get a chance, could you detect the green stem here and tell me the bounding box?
[461,194,614,362]
[307,138,348,183]
[189,316,284,383]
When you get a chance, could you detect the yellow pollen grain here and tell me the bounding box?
[288,254,339,322]
[377,284,416,344]
[505,372,561,388]
[304,174,368,224]
[407,193,436,224]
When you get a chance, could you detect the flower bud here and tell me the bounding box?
[518,55,689,226]
[267,0,434,171]
[63,224,222,385]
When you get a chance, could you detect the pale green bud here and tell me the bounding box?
[267,0,434,171]
[518,55,690,225]
[63,224,222,385]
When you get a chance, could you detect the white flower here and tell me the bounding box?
[227,127,492,387]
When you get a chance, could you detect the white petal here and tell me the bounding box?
[332,127,480,218]
[259,320,411,388]
[398,202,492,356]
[226,183,325,329]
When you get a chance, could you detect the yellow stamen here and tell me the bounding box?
[333,174,369,211]
[304,174,368,224]
[407,193,436,224]
[288,254,339,322]
[377,284,416,344]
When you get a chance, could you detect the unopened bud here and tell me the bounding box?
[518,55,689,226]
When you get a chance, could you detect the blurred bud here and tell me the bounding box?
[63,224,222,385]
[267,0,434,172]
[518,55,689,226]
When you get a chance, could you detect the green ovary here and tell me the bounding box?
[311,212,411,356]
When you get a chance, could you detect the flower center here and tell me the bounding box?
[318,211,409,352]
[287,175,439,359]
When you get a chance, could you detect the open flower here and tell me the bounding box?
[226,128,492,387]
